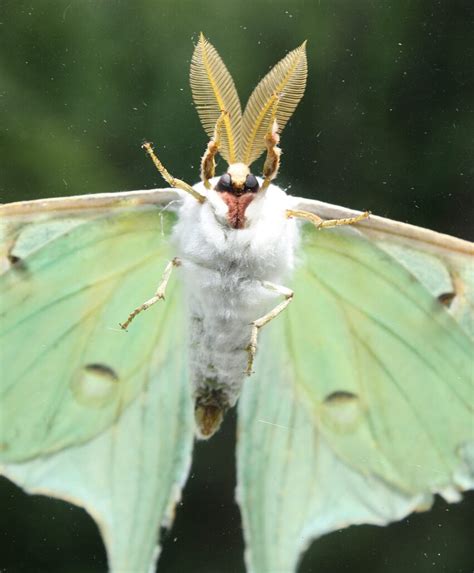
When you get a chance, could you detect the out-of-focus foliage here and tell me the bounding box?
[0,1,472,572]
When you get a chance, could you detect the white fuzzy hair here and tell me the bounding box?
[172,178,300,410]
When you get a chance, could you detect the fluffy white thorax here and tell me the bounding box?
[172,179,300,412]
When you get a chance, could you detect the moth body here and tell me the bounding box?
[173,179,299,437]
[135,36,309,438]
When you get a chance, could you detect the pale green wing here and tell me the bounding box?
[0,190,194,571]
[292,196,474,338]
[237,213,473,573]
[2,327,193,572]
[0,190,182,461]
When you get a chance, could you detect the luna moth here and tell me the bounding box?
[0,33,472,573]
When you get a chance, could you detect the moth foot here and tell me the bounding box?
[316,210,371,230]
[245,340,257,377]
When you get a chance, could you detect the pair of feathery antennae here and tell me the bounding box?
[144,33,307,198]
[191,33,307,183]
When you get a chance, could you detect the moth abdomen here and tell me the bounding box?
[194,384,230,439]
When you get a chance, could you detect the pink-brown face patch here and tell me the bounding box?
[219,192,256,229]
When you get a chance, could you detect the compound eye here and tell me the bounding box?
[245,173,259,192]
[216,173,232,191]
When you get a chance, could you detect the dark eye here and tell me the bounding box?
[245,173,259,192]
[216,173,232,191]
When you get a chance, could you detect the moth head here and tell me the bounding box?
[215,163,260,196]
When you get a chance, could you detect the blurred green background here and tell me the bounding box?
[0,0,472,572]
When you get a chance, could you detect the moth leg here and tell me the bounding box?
[286,208,370,229]
[119,257,181,330]
[261,94,282,191]
[142,142,206,203]
[245,281,294,376]
[201,110,228,189]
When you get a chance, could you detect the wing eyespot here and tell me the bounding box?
[71,363,120,409]
[321,391,361,432]
[84,363,119,380]
[6,252,29,273]
[323,390,358,404]
[7,254,21,264]
[438,292,456,308]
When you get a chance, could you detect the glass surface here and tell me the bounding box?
[0,1,472,571]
